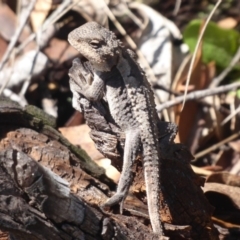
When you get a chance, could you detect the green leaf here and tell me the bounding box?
[183,20,240,69]
[236,89,240,99]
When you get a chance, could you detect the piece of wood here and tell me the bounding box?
[0,98,162,239]
[0,98,219,239]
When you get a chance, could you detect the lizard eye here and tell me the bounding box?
[90,39,102,49]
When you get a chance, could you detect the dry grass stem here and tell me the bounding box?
[182,0,222,111]
[0,0,37,95]
[157,81,240,112]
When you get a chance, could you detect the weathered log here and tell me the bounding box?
[0,98,219,239]
[0,149,163,239]
[0,98,162,239]
[0,97,113,186]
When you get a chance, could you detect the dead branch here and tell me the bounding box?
[156,81,240,112]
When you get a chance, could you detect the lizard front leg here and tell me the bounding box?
[69,58,105,102]
[103,129,140,213]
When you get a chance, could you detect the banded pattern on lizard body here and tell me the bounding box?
[68,22,163,234]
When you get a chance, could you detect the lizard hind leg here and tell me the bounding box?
[103,129,140,214]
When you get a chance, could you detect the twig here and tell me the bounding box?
[0,0,37,95]
[19,0,78,97]
[221,104,240,126]
[153,84,181,96]
[182,0,222,110]
[193,132,240,160]
[210,45,240,88]
[3,88,27,106]
[157,81,240,112]
[155,82,231,115]
[42,0,76,30]
[16,0,78,55]
[19,48,40,97]
[173,0,182,16]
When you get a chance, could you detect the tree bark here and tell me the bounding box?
[0,98,219,239]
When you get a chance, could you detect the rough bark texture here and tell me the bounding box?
[0,98,219,239]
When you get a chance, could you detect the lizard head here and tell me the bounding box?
[68,22,121,72]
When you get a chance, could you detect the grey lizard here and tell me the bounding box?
[68,22,163,235]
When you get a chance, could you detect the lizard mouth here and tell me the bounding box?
[79,52,118,72]
[80,54,103,66]
[80,55,88,63]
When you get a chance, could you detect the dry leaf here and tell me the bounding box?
[212,216,240,228]
[173,58,213,144]
[0,50,48,88]
[30,0,53,32]
[44,37,78,63]
[0,3,30,42]
[95,158,120,183]
[73,0,108,26]
[0,37,8,60]
[217,17,237,29]
[229,139,240,152]
[0,3,17,40]
[59,125,120,183]
[204,182,240,209]
[59,124,104,161]
[130,2,186,103]
[172,27,216,147]
[191,165,212,176]
[206,172,240,187]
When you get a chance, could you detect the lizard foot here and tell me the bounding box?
[102,193,125,214]
[69,58,93,94]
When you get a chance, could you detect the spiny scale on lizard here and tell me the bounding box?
[68,22,163,235]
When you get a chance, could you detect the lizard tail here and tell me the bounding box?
[141,126,163,235]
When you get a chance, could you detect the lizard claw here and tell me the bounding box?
[69,58,93,94]
[102,193,125,214]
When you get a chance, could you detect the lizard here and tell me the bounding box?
[68,21,163,235]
